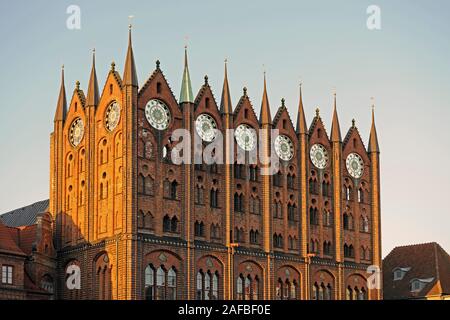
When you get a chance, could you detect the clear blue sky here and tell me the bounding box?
[0,0,449,257]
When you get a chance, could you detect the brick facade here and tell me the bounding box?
[29,28,382,300]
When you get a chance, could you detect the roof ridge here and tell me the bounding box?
[0,199,49,216]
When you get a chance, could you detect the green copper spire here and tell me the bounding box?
[179,46,194,103]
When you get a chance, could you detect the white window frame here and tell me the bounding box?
[2,265,13,284]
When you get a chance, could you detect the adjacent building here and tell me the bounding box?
[383,242,450,300]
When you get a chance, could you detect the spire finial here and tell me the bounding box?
[128,14,134,29]
[204,75,209,85]
[220,58,232,114]
[123,21,138,87]
[316,107,320,117]
[156,60,160,69]
[281,98,285,107]
[352,119,356,128]
[54,65,67,122]
[260,70,271,125]
[243,87,247,96]
[369,97,380,153]
[296,80,307,134]
[331,89,342,142]
[111,61,116,71]
[87,49,99,107]
[76,80,80,90]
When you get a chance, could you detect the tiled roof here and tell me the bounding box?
[0,220,25,256]
[18,225,38,255]
[0,199,49,227]
[383,242,450,299]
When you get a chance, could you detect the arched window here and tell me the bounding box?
[204,272,211,300]
[249,166,258,182]
[343,213,349,230]
[345,186,352,201]
[163,215,171,232]
[284,280,290,300]
[210,189,219,208]
[171,216,179,233]
[312,283,319,300]
[236,276,244,299]
[288,204,296,222]
[276,279,283,300]
[353,287,359,300]
[212,272,219,300]
[253,276,259,300]
[273,171,283,187]
[144,176,154,196]
[156,267,166,300]
[358,188,364,203]
[170,181,178,200]
[359,287,366,300]
[41,275,54,298]
[95,253,111,300]
[319,283,325,300]
[196,271,203,300]
[290,281,297,300]
[244,276,251,300]
[326,284,332,300]
[145,265,155,300]
[361,216,369,232]
[287,173,295,189]
[234,193,244,212]
[346,286,353,300]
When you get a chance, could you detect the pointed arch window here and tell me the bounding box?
[358,188,364,203]
[290,281,297,300]
[236,275,244,299]
[212,272,219,300]
[345,186,352,201]
[244,276,252,300]
[203,272,211,300]
[312,283,319,300]
[170,181,178,200]
[210,189,219,208]
[346,286,353,300]
[155,267,166,300]
[325,284,333,300]
[145,265,155,300]
[196,271,204,300]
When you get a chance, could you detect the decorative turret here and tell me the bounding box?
[368,103,380,153]
[220,59,232,114]
[296,83,307,134]
[54,66,67,122]
[86,50,99,107]
[259,73,271,125]
[179,46,194,104]
[123,25,138,87]
[330,92,342,142]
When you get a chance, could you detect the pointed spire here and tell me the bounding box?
[179,46,194,103]
[220,59,232,114]
[330,91,342,142]
[123,24,138,87]
[260,72,271,125]
[368,100,380,153]
[54,65,67,122]
[86,49,99,107]
[296,83,307,134]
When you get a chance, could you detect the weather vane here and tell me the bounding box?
[128,15,134,28]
